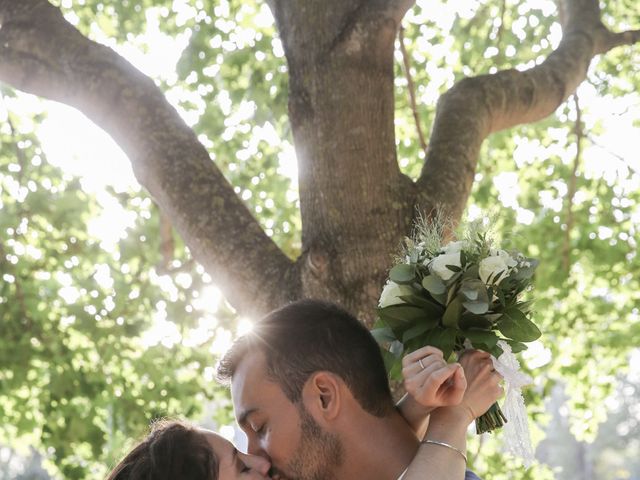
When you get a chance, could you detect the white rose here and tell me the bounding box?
[479,255,511,285]
[442,240,468,254]
[378,281,414,307]
[496,249,518,268]
[489,249,518,268]
[429,252,461,281]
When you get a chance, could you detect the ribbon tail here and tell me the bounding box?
[492,340,535,468]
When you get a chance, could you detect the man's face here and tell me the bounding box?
[231,351,343,480]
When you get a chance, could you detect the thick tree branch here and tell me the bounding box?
[269,0,415,61]
[415,0,640,224]
[0,0,300,317]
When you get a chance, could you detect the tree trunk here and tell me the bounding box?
[270,1,417,323]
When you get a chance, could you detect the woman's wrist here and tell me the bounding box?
[428,404,474,429]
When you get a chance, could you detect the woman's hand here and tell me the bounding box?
[457,349,504,420]
[402,346,466,411]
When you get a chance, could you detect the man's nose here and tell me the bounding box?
[245,453,271,476]
[247,438,267,458]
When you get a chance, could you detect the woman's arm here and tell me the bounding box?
[403,350,504,480]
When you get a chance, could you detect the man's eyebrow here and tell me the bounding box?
[237,408,258,427]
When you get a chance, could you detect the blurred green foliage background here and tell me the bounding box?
[0,0,638,478]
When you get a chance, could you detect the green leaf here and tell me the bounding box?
[460,278,490,314]
[512,258,539,281]
[388,357,403,381]
[505,339,528,353]
[462,329,500,347]
[378,305,427,328]
[459,312,493,329]
[464,300,489,315]
[371,326,397,344]
[389,340,404,358]
[402,321,436,343]
[462,264,480,280]
[430,292,448,306]
[422,327,458,359]
[389,264,416,284]
[442,295,463,328]
[422,275,446,295]
[398,294,445,318]
[488,344,504,359]
[497,308,542,342]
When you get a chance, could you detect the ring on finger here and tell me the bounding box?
[418,358,426,370]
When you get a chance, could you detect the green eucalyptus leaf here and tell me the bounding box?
[463,300,489,315]
[422,275,446,295]
[389,340,405,358]
[371,326,397,344]
[460,279,490,314]
[430,292,448,306]
[512,259,539,281]
[389,264,416,284]
[462,264,480,280]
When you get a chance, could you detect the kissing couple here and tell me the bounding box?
[108,299,503,480]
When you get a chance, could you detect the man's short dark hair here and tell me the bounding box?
[217,299,394,417]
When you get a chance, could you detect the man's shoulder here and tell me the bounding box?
[465,470,483,480]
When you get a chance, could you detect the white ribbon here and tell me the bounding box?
[491,340,535,468]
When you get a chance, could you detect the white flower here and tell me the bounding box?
[498,250,518,268]
[429,252,461,281]
[479,251,516,285]
[442,240,468,254]
[378,281,414,307]
[489,249,517,267]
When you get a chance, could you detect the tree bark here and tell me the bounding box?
[269,1,417,322]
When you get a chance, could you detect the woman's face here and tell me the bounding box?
[202,430,272,479]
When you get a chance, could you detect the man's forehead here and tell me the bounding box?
[230,350,269,413]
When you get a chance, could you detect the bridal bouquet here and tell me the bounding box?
[374,216,541,440]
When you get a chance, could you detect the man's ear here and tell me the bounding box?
[302,371,342,421]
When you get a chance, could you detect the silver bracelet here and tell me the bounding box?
[421,439,467,463]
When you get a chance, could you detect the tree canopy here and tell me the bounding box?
[0,0,638,478]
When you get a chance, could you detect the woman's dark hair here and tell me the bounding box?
[106,420,219,480]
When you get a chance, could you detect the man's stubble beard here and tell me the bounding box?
[279,406,344,480]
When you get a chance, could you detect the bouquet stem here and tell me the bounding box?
[475,402,507,434]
